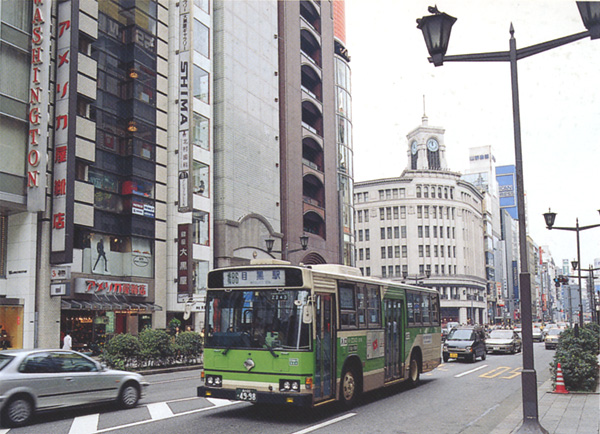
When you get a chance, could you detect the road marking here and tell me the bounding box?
[207,397,236,407]
[92,400,242,433]
[465,404,499,428]
[147,402,174,420]
[69,413,99,434]
[454,364,488,378]
[480,366,511,378]
[290,413,357,434]
[0,430,8,434]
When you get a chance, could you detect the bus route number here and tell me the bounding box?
[226,272,239,285]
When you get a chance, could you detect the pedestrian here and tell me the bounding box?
[63,331,72,350]
[0,325,8,350]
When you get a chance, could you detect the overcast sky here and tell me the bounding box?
[346,0,600,270]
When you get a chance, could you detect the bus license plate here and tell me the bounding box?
[450,353,458,358]
[236,388,257,402]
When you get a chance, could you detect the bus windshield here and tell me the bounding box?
[205,289,312,351]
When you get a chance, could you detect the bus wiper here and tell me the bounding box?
[266,345,279,358]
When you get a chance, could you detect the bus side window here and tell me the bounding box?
[339,282,358,329]
[367,285,381,328]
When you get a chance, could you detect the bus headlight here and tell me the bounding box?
[206,375,223,387]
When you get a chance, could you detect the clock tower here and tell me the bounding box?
[406,114,448,172]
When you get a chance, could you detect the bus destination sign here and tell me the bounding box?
[224,269,286,287]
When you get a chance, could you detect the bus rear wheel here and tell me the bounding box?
[340,366,359,407]
[407,354,421,388]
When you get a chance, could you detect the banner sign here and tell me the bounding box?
[75,278,148,297]
[178,0,193,212]
[27,0,52,212]
[178,223,193,302]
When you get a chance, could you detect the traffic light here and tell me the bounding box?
[554,276,569,287]
[554,277,560,287]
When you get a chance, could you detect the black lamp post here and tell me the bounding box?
[417,4,600,433]
[265,235,309,259]
[543,209,600,327]
[402,269,431,284]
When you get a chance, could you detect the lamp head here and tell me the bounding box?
[425,269,431,278]
[299,235,309,250]
[265,238,274,253]
[571,260,579,271]
[543,209,557,229]
[577,1,600,39]
[417,7,457,66]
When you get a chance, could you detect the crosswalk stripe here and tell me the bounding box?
[68,413,99,434]
[147,402,174,420]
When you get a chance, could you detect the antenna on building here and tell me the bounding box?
[422,94,429,126]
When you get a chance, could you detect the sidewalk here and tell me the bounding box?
[491,378,600,434]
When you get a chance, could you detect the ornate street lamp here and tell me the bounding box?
[417,4,600,433]
[265,235,309,256]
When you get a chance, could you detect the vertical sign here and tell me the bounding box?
[178,224,193,302]
[178,0,193,212]
[27,0,52,212]
[51,0,77,264]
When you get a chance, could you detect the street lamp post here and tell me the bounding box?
[543,209,600,327]
[401,269,431,285]
[265,235,309,260]
[417,4,600,433]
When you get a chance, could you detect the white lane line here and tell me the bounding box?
[69,413,99,434]
[92,400,242,433]
[147,402,174,420]
[291,413,357,434]
[455,364,488,378]
[465,404,500,428]
[0,430,8,434]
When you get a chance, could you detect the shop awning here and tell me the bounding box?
[61,298,162,312]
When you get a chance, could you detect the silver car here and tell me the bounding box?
[0,349,148,427]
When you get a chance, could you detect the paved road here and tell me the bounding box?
[1,342,555,434]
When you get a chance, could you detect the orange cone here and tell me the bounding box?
[554,362,568,394]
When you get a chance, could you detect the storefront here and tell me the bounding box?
[0,299,24,350]
[60,278,161,351]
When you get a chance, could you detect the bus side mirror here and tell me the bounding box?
[303,303,313,324]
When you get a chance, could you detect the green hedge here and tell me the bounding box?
[550,323,599,392]
[101,330,203,370]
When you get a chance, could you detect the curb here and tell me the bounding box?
[136,364,203,376]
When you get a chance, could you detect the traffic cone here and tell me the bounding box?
[554,362,568,394]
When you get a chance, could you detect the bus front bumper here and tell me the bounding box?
[197,386,314,407]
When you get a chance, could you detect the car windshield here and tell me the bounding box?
[447,329,474,341]
[490,330,513,339]
[0,354,14,371]
[548,328,562,336]
[205,289,312,351]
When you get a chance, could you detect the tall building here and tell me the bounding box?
[496,165,518,220]
[354,116,487,325]
[0,0,352,350]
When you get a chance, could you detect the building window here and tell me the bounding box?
[380,228,385,240]
[387,246,393,258]
[378,190,384,200]
[423,186,428,198]
[431,186,436,198]
[379,208,385,220]
[417,206,422,218]
[381,247,386,259]
[357,210,362,223]
[432,206,437,218]
[424,226,430,237]
[392,189,398,199]
[416,186,421,198]
[424,206,429,218]
[401,226,407,238]
[192,211,210,245]
[358,230,363,241]
[439,226,444,238]
[440,245,444,257]
[381,267,386,278]
[192,113,210,150]
[387,227,392,239]
[393,207,399,219]
[192,160,209,196]
[365,267,370,276]
[394,246,400,258]
[386,189,391,200]
[359,249,364,260]
[434,245,438,257]
[399,188,406,198]
[193,65,209,102]
[419,264,425,274]
[433,226,437,238]
[394,227,399,238]
[426,245,430,257]
[364,210,369,222]
[365,229,370,241]
[194,0,210,13]
[193,19,210,58]
[402,245,407,258]
[418,245,423,257]
[418,226,423,238]
[386,207,392,220]
[395,265,401,276]
[388,266,394,277]
[365,248,370,260]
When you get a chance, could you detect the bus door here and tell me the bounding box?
[313,293,335,401]
[384,299,403,381]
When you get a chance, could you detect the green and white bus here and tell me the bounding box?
[197,261,441,407]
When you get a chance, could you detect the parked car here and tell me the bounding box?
[486,329,522,354]
[443,325,487,363]
[545,328,563,350]
[532,326,544,342]
[0,349,148,427]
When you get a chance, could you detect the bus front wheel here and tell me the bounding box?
[340,366,359,407]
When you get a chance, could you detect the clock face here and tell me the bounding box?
[411,141,418,155]
[427,138,439,152]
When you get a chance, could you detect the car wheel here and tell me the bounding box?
[408,354,421,387]
[442,353,449,363]
[118,382,140,409]
[470,352,477,363]
[2,395,34,428]
[481,350,486,361]
[510,345,515,354]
